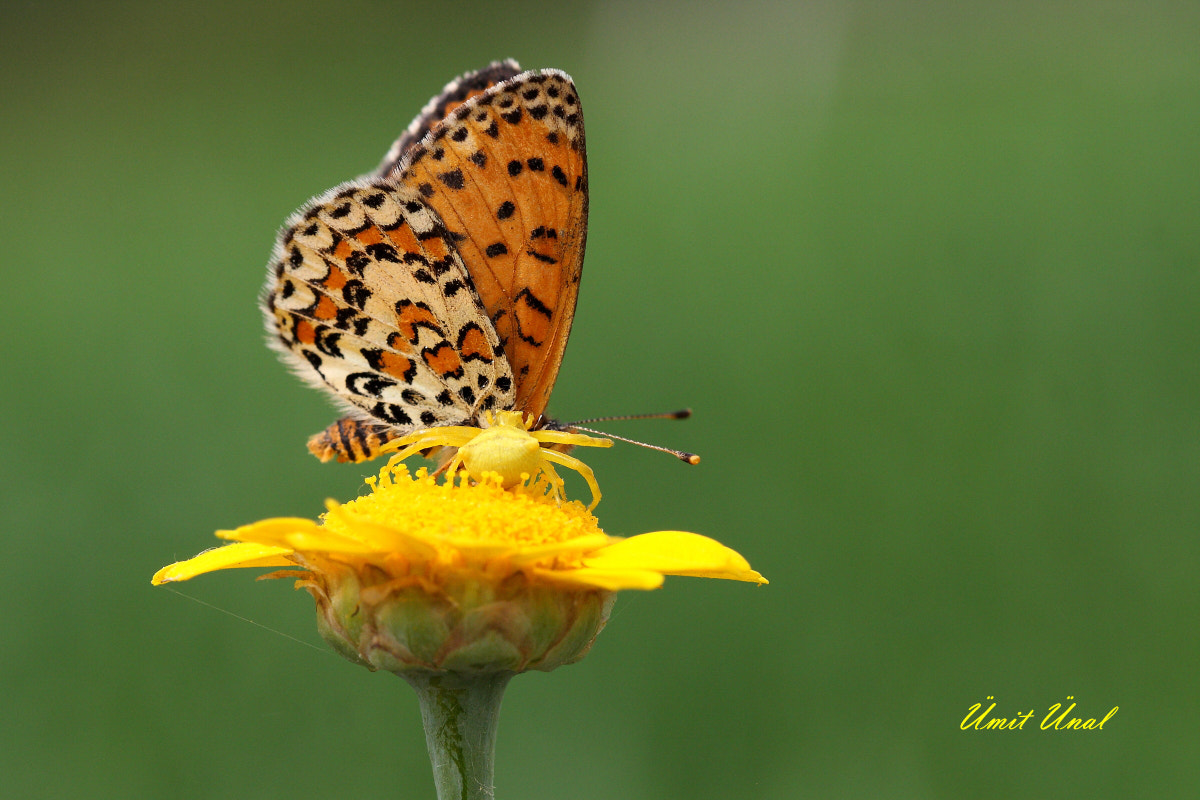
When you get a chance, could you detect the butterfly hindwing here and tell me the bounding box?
[264,179,514,460]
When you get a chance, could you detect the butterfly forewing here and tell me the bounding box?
[396,69,587,420]
[377,59,523,180]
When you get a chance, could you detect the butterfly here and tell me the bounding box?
[262,60,587,463]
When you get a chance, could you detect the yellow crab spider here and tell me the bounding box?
[382,410,613,511]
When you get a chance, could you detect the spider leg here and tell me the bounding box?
[540,449,602,511]
[532,430,613,450]
[382,427,477,472]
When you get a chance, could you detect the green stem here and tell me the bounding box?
[403,670,514,800]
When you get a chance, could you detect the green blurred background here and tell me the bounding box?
[2,1,1197,797]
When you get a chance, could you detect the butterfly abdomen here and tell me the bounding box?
[307,417,402,463]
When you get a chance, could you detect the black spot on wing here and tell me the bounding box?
[342,280,371,308]
[366,243,401,262]
[347,372,397,398]
[526,249,558,264]
[371,402,412,425]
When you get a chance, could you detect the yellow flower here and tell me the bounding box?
[154,415,767,800]
[154,451,765,675]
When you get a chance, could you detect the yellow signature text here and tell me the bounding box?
[961,697,1118,731]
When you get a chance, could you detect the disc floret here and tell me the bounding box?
[383,410,612,510]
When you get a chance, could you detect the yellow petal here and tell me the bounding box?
[532,566,665,591]
[584,531,768,584]
[332,517,441,559]
[505,533,616,566]
[216,518,323,546]
[218,517,389,555]
[438,539,521,559]
[151,542,295,585]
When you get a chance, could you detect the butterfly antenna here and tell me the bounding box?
[567,425,701,464]
[566,408,693,425]
[547,409,699,464]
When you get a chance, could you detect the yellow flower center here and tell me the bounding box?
[328,465,605,553]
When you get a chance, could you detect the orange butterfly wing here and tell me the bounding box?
[264,64,587,462]
[387,68,587,421]
[376,60,523,180]
[264,181,514,461]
